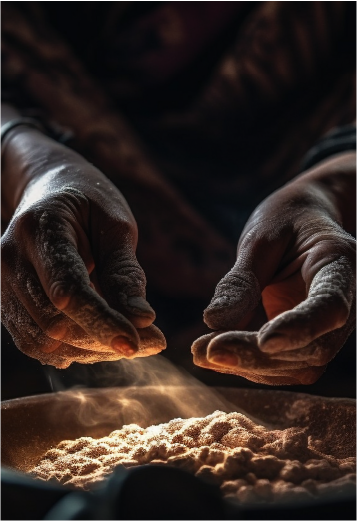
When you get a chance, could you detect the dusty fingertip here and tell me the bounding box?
[203,301,249,330]
[40,339,63,353]
[203,305,221,330]
[136,324,167,356]
[203,294,237,325]
[111,336,138,357]
[127,296,156,317]
[204,269,261,330]
[208,348,239,367]
[126,297,156,328]
[191,333,213,354]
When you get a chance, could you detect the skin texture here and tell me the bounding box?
[1,103,355,381]
[192,152,356,385]
[1,107,166,368]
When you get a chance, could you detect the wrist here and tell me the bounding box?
[2,127,43,221]
[293,152,356,234]
[1,121,130,227]
[2,127,79,219]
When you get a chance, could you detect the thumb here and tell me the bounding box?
[204,219,291,331]
[203,267,261,330]
[98,248,156,329]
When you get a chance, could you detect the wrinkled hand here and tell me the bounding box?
[1,128,166,368]
[192,153,356,385]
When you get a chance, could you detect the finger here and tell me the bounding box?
[203,268,261,330]
[191,332,323,384]
[57,324,166,361]
[206,331,309,372]
[3,316,70,369]
[10,262,134,353]
[9,261,70,341]
[258,257,355,353]
[203,223,290,330]
[1,295,65,355]
[2,314,130,369]
[3,258,165,360]
[29,214,140,356]
[1,294,163,368]
[135,324,167,357]
[2,262,163,365]
[268,301,356,366]
[98,248,155,329]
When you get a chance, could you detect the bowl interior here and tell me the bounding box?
[2,386,355,475]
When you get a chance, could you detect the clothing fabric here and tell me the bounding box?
[2,1,356,285]
[301,124,356,172]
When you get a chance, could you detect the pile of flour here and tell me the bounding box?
[30,410,355,504]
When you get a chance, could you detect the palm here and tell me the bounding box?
[192,170,356,385]
[262,270,306,321]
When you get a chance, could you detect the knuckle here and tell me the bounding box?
[27,182,86,203]
[45,187,88,214]
[241,213,291,245]
[12,188,87,237]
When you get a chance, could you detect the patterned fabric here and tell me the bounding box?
[2,1,356,293]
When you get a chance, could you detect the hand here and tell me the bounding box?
[1,124,166,368]
[192,152,356,385]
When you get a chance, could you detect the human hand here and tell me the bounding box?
[1,125,166,368]
[192,153,356,385]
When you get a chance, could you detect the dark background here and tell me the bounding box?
[2,1,356,401]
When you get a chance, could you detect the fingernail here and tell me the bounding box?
[208,349,238,367]
[259,333,286,353]
[41,339,62,353]
[46,320,67,341]
[50,283,71,310]
[111,336,138,356]
[127,297,155,317]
